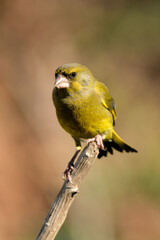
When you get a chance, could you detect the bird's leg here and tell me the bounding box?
[87,135,104,150]
[63,138,81,183]
[62,148,81,183]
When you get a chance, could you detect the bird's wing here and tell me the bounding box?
[94,80,116,125]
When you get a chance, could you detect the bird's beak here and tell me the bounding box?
[54,74,70,89]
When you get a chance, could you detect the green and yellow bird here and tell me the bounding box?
[53,63,137,180]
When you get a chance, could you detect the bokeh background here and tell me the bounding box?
[0,0,160,239]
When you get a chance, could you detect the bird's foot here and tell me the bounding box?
[87,135,104,149]
[62,149,80,183]
[62,162,74,184]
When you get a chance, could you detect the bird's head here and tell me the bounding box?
[54,63,94,92]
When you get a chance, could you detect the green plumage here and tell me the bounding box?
[53,63,137,157]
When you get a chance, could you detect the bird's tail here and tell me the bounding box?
[98,130,137,158]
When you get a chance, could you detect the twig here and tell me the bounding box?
[36,142,98,240]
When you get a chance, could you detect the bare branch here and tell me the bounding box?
[36,142,98,240]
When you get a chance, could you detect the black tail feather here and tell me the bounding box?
[98,139,137,159]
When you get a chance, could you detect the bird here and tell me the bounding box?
[52,63,137,182]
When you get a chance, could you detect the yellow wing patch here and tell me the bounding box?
[94,80,116,125]
[101,97,116,123]
[101,97,109,109]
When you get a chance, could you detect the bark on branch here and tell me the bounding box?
[36,142,98,240]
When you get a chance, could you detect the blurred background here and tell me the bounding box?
[0,0,160,239]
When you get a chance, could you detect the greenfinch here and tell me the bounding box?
[53,63,137,181]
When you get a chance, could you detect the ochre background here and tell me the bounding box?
[0,1,160,239]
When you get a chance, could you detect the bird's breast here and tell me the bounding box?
[53,89,113,139]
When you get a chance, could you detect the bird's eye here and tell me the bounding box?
[55,73,58,78]
[71,72,76,77]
